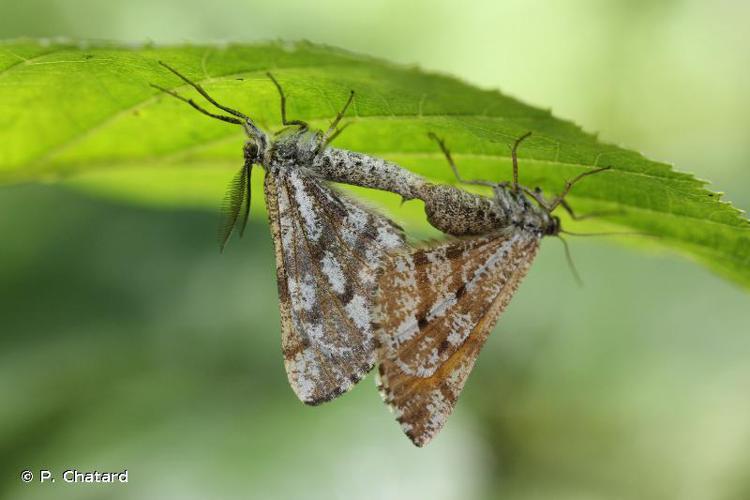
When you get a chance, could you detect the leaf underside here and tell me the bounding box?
[0,39,748,288]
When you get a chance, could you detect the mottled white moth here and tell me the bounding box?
[152,63,407,405]
[372,134,609,446]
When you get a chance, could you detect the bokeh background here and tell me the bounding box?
[2,1,749,499]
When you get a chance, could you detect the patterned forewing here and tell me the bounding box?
[375,230,540,446]
[264,166,404,405]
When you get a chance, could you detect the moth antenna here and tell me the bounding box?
[218,162,252,252]
[150,84,242,125]
[557,235,583,287]
[157,61,253,123]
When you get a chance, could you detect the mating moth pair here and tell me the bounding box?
[153,63,608,447]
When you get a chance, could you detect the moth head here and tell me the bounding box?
[544,215,562,236]
[243,140,263,164]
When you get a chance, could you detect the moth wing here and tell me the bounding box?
[264,166,405,405]
[375,230,540,446]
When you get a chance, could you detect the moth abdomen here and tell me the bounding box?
[419,183,508,236]
[313,148,426,201]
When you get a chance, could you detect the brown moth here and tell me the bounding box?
[152,63,406,405]
[373,133,609,446]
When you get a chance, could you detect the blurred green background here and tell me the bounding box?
[1,1,749,499]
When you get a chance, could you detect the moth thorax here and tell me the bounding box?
[492,188,552,236]
[269,129,322,165]
[517,206,558,236]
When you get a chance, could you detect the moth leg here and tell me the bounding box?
[522,186,552,211]
[510,131,532,194]
[559,199,622,220]
[322,90,355,145]
[266,72,308,129]
[557,235,583,286]
[323,122,351,145]
[547,166,612,211]
[427,132,495,188]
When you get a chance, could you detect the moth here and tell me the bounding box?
[372,133,610,446]
[152,62,407,405]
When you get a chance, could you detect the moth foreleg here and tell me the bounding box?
[266,72,308,130]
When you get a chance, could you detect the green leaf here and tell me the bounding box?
[1,39,748,288]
